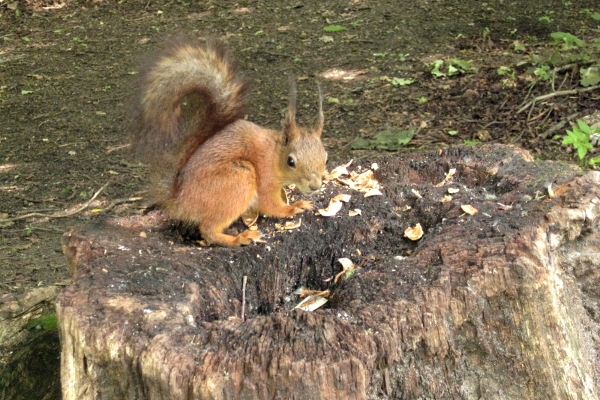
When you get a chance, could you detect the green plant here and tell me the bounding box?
[350,127,416,151]
[497,66,517,86]
[550,32,585,49]
[524,30,599,88]
[562,119,600,167]
[430,58,476,77]
[324,25,347,32]
[387,77,414,86]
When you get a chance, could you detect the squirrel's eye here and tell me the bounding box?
[287,156,296,168]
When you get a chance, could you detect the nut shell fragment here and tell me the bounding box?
[404,223,424,241]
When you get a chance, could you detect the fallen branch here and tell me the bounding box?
[541,112,581,139]
[517,85,600,115]
[102,197,143,213]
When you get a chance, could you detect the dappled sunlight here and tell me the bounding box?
[21,1,66,12]
[318,68,368,81]
[0,164,17,173]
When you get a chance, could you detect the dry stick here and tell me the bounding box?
[241,275,248,322]
[541,112,581,139]
[517,84,600,115]
[102,197,143,213]
[0,181,111,223]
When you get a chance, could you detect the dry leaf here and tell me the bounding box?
[283,219,302,230]
[338,257,354,270]
[324,160,353,181]
[461,204,478,215]
[435,168,457,187]
[139,231,147,238]
[296,289,331,298]
[334,257,356,283]
[364,188,383,197]
[295,295,328,311]
[404,223,424,241]
[332,193,351,202]
[317,199,344,216]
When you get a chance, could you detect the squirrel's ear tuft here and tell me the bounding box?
[313,83,324,136]
[283,75,298,144]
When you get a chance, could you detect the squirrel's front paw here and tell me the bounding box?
[291,200,313,214]
[237,230,261,245]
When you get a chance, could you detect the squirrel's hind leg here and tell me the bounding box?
[202,227,261,247]
[191,161,260,247]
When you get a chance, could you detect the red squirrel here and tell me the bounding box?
[130,38,327,246]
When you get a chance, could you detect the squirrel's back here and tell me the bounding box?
[130,38,250,169]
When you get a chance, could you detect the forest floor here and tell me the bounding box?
[1,0,599,303]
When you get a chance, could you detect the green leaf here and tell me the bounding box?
[550,32,585,48]
[447,64,459,76]
[589,155,600,166]
[389,77,414,86]
[577,119,592,134]
[562,131,575,145]
[350,128,416,151]
[450,58,471,71]
[563,121,594,161]
[21,90,33,95]
[431,59,446,77]
[25,314,58,330]
[349,137,371,150]
[497,66,512,76]
[577,143,591,160]
[324,25,347,32]
[447,130,458,136]
[463,140,481,146]
[592,12,600,21]
[580,67,600,87]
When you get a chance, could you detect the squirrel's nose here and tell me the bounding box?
[308,179,322,192]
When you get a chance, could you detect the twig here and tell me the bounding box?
[0,181,111,223]
[541,112,581,139]
[102,197,143,213]
[241,275,247,322]
[517,85,600,115]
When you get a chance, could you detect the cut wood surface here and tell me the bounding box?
[57,145,600,400]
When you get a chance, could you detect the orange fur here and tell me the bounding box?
[130,38,327,246]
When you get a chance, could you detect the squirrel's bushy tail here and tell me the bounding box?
[130,38,249,169]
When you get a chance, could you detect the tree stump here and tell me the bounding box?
[57,145,600,400]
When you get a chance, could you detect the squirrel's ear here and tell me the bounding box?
[313,83,324,136]
[283,75,298,143]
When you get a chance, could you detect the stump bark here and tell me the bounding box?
[57,145,600,400]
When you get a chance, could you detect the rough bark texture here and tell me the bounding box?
[57,145,600,400]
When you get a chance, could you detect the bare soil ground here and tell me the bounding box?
[1,1,599,300]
